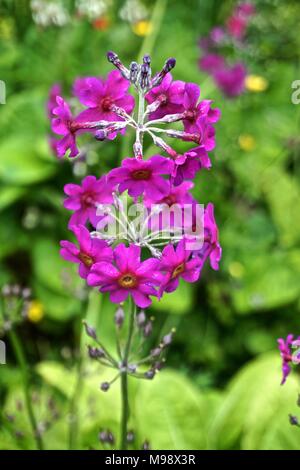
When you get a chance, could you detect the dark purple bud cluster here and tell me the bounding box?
[107,50,176,94]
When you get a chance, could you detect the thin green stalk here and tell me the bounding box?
[137,0,168,63]
[9,329,44,450]
[68,291,101,450]
[120,297,136,450]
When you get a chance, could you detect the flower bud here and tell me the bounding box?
[143,321,152,337]
[127,430,135,443]
[130,61,139,83]
[100,382,110,392]
[151,347,162,358]
[88,345,105,359]
[114,305,125,329]
[289,414,299,426]
[136,310,146,327]
[142,440,150,450]
[107,51,118,63]
[83,321,97,340]
[144,369,155,380]
[128,364,137,373]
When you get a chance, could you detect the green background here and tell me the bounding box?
[0,0,300,450]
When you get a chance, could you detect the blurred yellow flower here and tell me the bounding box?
[132,20,152,37]
[245,75,268,92]
[228,262,245,279]
[0,19,14,40]
[27,300,44,323]
[238,134,256,151]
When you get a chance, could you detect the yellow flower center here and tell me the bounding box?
[172,263,185,279]
[78,252,93,268]
[118,273,137,289]
[131,169,151,180]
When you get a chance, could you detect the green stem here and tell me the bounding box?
[9,330,44,450]
[68,291,101,450]
[120,297,136,450]
[137,0,168,63]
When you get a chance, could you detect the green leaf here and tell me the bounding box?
[0,135,55,185]
[210,353,299,450]
[0,186,26,211]
[134,369,219,450]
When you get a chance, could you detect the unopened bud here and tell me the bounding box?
[100,382,110,392]
[136,310,146,327]
[114,305,125,329]
[151,347,162,358]
[107,51,118,63]
[144,369,155,380]
[162,329,175,346]
[289,414,299,426]
[88,345,105,359]
[143,321,152,337]
[127,430,135,443]
[83,321,97,340]
[130,61,139,83]
[128,364,137,373]
[99,429,115,444]
[142,440,150,450]
[164,57,176,72]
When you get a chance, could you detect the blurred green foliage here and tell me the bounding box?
[0,0,300,449]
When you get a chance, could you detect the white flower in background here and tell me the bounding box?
[119,0,149,24]
[30,0,70,27]
[76,0,112,21]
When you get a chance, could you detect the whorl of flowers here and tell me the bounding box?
[198,2,255,97]
[49,51,221,311]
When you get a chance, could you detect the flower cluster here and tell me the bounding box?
[198,2,255,97]
[50,51,221,311]
[278,334,300,385]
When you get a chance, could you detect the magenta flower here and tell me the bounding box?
[60,225,113,279]
[236,2,256,17]
[173,146,211,186]
[74,71,135,129]
[213,63,246,98]
[183,83,221,134]
[107,155,174,200]
[199,54,225,75]
[87,244,160,308]
[210,27,226,45]
[145,73,185,120]
[47,83,62,118]
[277,335,297,385]
[52,96,81,158]
[198,203,222,271]
[145,181,196,234]
[196,117,217,151]
[145,180,194,207]
[226,14,248,40]
[64,175,113,228]
[158,239,203,296]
